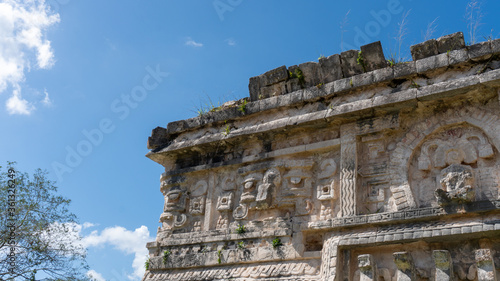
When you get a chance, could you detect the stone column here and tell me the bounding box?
[393,252,416,281]
[433,250,454,281]
[358,254,377,281]
[475,249,498,281]
[340,124,357,217]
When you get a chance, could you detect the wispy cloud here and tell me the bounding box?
[0,0,60,115]
[41,89,52,106]
[185,37,203,47]
[225,38,236,46]
[87,270,106,281]
[82,222,96,229]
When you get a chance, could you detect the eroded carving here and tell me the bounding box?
[317,159,337,201]
[240,174,260,203]
[435,164,475,205]
[163,185,187,212]
[409,125,499,208]
[256,168,281,209]
[233,204,248,220]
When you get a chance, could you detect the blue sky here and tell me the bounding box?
[1,0,499,280]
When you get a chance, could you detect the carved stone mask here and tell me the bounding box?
[164,185,186,212]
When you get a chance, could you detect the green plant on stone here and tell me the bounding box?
[163,249,171,265]
[200,245,208,253]
[272,238,282,248]
[318,54,326,61]
[357,51,367,72]
[349,79,353,87]
[409,79,421,89]
[217,249,223,264]
[238,99,248,114]
[236,223,246,234]
[295,68,305,87]
[145,257,151,270]
[316,83,324,89]
[238,241,245,250]
[222,120,231,136]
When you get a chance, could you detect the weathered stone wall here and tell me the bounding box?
[143,32,500,281]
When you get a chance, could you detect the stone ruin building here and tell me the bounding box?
[142,32,500,281]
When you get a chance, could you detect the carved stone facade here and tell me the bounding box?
[143,32,500,280]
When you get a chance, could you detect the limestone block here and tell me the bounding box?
[475,249,498,281]
[360,41,387,72]
[468,41,493,61]
[411,39,439,61]
[448,49,469,65]
[341,49,364,77]
[285,78,303,93]
[260,65,289,87]
[248,65,289,101]
[437,32,465,54]
[491,38,500,54]
[432,250,453,281]
[249,76,260,102]
[372,67,394,83]
[416,53,449,73]
[166,119,187,134]
[393,252,416,281]
[333,77,352,93]
[393,61,416,78]
[147,126,169,149]
[298,61,322,88]
[319,54,343,83]
[352,72,373,88]
[358,254,377,281]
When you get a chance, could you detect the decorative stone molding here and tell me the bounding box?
[144,33,500,281]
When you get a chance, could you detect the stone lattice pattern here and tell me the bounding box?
[144,32,500,281]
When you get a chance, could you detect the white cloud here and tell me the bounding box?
[82,225,153,281]
[185,37,203,47]
[6,85,34,115]
[87,270,106,281]
[38,222,152,281]
[0,0,60,115]
[225,38,236,46]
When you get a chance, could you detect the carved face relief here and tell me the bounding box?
[435,164,475,205]
[241,175,259,203]
[282,169,310,199]
[409,125,497,207]
[164,186,187,212]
